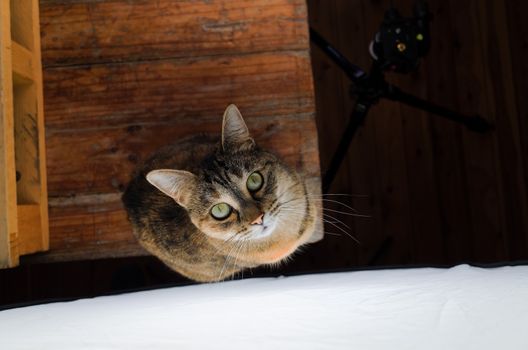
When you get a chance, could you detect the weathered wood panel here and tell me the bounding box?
[43,52,314,130]
[40,0,309,66]
[40,118,319,261]
[46,116,318,196]
[34,0,319,261]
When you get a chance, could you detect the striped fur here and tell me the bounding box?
[122,105,316,282]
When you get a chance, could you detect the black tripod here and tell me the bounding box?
[311,28,493,193]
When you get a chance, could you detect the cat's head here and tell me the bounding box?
[146,105,315,262]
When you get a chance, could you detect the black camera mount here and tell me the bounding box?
[311,1,493,193]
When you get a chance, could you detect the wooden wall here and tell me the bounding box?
[306,0,528,267]
[33,0,320,261]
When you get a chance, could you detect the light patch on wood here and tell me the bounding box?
[17,203,43,255]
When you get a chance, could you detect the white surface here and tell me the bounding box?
[1,264,527,350]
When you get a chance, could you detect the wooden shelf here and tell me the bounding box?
[0,0,48,268]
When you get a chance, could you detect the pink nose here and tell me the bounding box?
[251,213,264,225]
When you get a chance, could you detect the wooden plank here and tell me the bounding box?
[446,0,505,262]
[364,0,413,265]
[43,52,316,197]
[29,183,324,262]
[505,0,528,256]
[46,116,319,196]
[332,0,373,266]
[398,0,466,263]
[43,52,313,130]
[475,0,528,260]
[11,41,34,84]
[306,0,359,269]
[31,0,49,251]
[39,0,309,67]
[391,0,444,265]
[416,0,475,263]
[28,197,144,262]
[0,0,19,268]
[17,204,43,255]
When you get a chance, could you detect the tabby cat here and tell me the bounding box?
[122,105,317,282]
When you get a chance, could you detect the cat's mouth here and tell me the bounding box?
[249,216,277,240]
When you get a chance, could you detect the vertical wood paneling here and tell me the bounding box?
[505,0,528,257]
[424,0,475,263]
[475,0,528,260]
[333,0,379,266]
[395,0,444,264]
[449,0,508,262]
[362,0,413,265]
[309,0,528,266]
[307,0,359,269]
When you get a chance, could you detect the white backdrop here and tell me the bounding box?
[1,264,527,350]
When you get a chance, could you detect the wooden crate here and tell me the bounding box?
[0,0,48,268]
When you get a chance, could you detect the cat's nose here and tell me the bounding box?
[251,213,264,225]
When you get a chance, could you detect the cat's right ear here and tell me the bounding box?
[222,104,255,152]
[146,169,197,207]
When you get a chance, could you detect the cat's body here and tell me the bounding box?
[122,105,317,282]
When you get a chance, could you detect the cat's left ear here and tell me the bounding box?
[222,104,255,152]
[146,169,197,208]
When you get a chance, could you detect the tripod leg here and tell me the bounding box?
[385,85,493,133]
[322,100,371,193]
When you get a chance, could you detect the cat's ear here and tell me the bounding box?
[146,169,197,207]
[221,104,255,152]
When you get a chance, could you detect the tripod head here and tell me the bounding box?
[369,0,431,73]
[309,1,493,192]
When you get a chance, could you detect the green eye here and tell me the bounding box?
[247,172,264,192]
[211,203,232,220]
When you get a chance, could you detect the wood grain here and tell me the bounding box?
[307,0,360,269]
[420,0,472,263]
[17,204,43,255]
[35,0,320,261]
[32,0,50,251]
[45,116,319,196]
[10,0,35,51]
[0,0,19,268]
[12,41,34,83]
[40,0,309,66]
[475,0,528,260]
[43,52,314,130]
[505,0,528,256]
